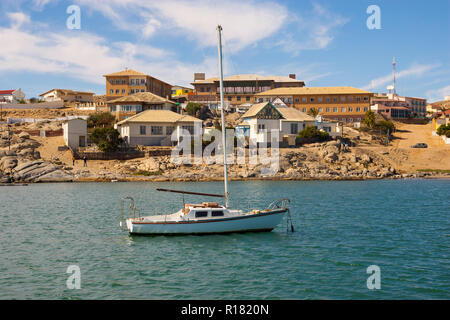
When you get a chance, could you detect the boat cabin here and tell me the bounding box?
[183,202,227,219]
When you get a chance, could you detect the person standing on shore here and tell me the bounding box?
[83,156,87,167]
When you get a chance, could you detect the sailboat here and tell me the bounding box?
[119,25,292,235]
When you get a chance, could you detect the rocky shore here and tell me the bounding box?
[1,131,448,184]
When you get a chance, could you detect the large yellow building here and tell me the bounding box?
[255,87,374,123]
[104,69,172,102]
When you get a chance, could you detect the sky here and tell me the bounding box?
[0,0,449,102]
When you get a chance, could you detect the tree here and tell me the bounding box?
[307,107,319,118]
[363,110,376,128]
[90,127,123,152]
[87,112,115,128]
[185,102,202,117]
[375,120,395,134]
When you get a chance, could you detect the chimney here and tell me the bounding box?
[289,74,296,79]
[194,73,206,81]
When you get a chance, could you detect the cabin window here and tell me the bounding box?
[195,211,208,218]
[290,123,298,134]
[211,211,224,217]
[151,126,163,135]
[140,126,146,135]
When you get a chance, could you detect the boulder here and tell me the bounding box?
[18,132,30,140]
[0,156,18,171]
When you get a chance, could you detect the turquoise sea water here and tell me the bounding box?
[0,180,448,299]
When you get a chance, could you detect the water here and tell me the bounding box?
[0,180,448,299]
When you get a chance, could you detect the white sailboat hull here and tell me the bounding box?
[126,209,287,235]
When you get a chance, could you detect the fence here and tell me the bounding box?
[72,148,145,160]
[7,115,88,124]
[13,129,63,137]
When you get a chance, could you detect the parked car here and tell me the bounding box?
[411,143,428,148]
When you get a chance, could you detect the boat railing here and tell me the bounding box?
[266,198,290,210]
[120,196,140,231]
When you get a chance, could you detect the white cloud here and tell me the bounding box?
[362,63,441,91]
[426,84,450,102]
[273,3,348,55]
[7,12,31,29]
[75,0,288,50]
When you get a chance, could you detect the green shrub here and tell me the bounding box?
[375,120,395,134]
[436,124,450,136]
[90,127,123,152]
[297,126,330,141]
[363,110,376,128]
[185,102,202,116]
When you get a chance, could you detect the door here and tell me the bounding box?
[79,135,86,147]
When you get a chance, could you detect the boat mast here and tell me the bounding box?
[217,25,229,208]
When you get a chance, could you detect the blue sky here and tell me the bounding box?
[0,0,449,101]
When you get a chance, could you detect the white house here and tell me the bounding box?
[0,89,25,104]
[40,89,94,103]
[236,102,316,145]
[115,110,202,146]
[63,118,88,149]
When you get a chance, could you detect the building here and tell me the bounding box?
[115,110,202,147]
[427,99,450,114]
[107,91,180,121]
[171,85,194,103]
[63,118,87,149]
[371,93,427,119]
[104,69,172,102]
[0,89,25,104]
[39,89,94,103]
[189,73,305,107]
[236,102,317,146]
[75,95,108,111]
[255,87,373,124]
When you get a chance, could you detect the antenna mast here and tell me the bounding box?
[217,25,229,208]
[392,57,396,95]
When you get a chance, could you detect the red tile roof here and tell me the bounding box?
[0,90,15,95]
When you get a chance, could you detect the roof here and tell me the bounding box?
[108,92,176,105]
[237,122,250,126]
[103,69,147,77]
[0,90,15,95]
[255,86,373,96]
[192,74,304,85]
[39,89,94,96]
[242,102,314,121]
[277,108,315,121]
[116,110,201,125]
[242,102,273,118]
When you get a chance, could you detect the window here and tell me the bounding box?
[364,107,368,112]
[211,211,224,217]
[356,97,361,102]
[195,211,208,218]
[141,79,146,84]
[115,89,120,94]
[326,107,330,112]
[246,96,250,101]
[131,89,135,94]
[228,96,232,101]
[318,97,323,102]
[258,124,265,133]
[348,96,353,102]
[290,123,298,134]
[348,107,353,112]
[200,87,205,92]
[356,107,361,112]
[333,107,338,112]
[326,97,331,102]
[318,107,323,112]
[122,80,126,85]
[140,126,146,135]
[333,97,338,102]
[207,87,211,92]
[341,118,346,123]
[237,96,241,101]
[302,97,307,103]
[364,96,369,102]
[110,106,116,112]
[122,89,125,94]
[115,80,120,84]
[349,118,354,122]
[182,125,194,134]
[310,97,315,102]
[302,108,307,113]
[166,126,174,135]
[341,96,346,102]
[130,79,135,85]
[341,107,346,112]
[110,89,114,94]
[151,126,163,135]
[295,98,300,103]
